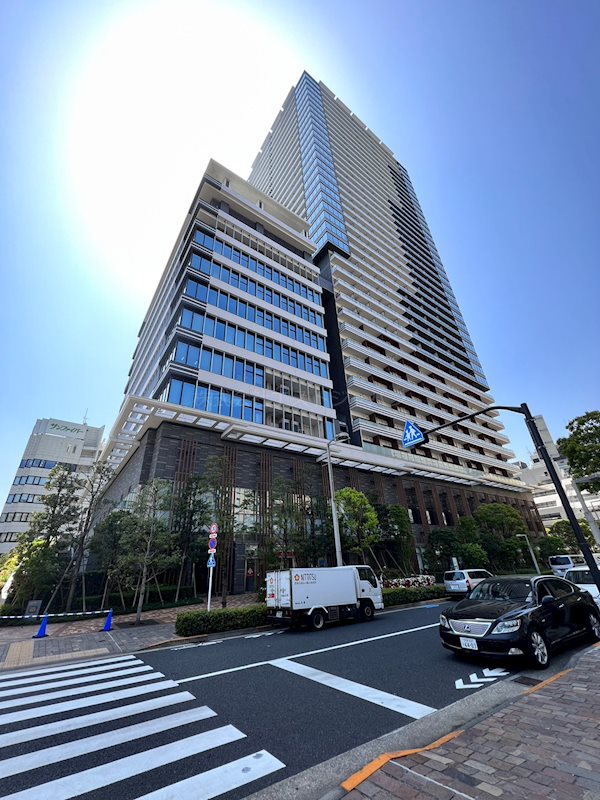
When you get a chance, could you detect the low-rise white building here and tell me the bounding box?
[0,418,104,555]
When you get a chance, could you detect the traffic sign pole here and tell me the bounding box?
[207,523,219,612]
[207,563,214,612]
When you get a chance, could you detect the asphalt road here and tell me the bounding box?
[0,601,588,800]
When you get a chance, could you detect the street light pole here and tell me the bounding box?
[517,533,541,574]
[326,436,346,567]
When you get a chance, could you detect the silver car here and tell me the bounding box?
[444,569,493,597]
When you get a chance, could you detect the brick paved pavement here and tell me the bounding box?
[342,644,600,800]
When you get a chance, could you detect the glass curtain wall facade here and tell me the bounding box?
[249,72,518,486]
[123,161,336,444]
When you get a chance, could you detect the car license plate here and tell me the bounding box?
[460,637,478,650]
[450,583,460,590]
[275,611,283,618]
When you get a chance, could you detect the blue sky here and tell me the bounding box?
[1,0,599,500]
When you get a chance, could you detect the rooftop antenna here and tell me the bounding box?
[83,408,88,425]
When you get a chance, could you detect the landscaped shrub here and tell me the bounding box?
[175,605,268,637]
[382,585,446,607]
[382,574,435,589]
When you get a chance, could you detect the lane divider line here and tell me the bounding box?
[340,730,464,792]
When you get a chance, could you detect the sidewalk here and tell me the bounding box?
[0,592,258,670]
[339,644,600,800]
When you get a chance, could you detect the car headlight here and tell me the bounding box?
[439,614,450,629]
[492,619,521,634]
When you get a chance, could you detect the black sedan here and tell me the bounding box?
[440,575,600,668]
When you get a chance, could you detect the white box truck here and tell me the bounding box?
[266,566,384,630]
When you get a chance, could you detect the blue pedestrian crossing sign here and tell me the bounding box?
[207,554,216,568]
[402,420,426,448]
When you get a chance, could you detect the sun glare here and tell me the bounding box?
[63,0,304,306]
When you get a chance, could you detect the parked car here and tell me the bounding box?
[548,554,586,578]
[565,567,600,610]
[439,575,600,669]
[443,569,493,597]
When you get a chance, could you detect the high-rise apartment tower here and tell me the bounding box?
[101,75,542,585]
[249,73,522,492]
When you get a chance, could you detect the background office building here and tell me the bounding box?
[0,418,104,555]
[100,77,542,590]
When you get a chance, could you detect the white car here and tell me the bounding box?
[549,554,586,578]
[443,569,493,597]
[564,567,600,610]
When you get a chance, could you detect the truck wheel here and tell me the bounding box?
[310,610,325,631]
[361,602,375,621]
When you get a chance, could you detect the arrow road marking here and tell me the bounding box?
[469,673,496,683]
[455,668,510,690]
[455,678,484,690]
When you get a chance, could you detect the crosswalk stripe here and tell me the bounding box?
[0,670,165,711]
[0,705,217,779]
[135,749,286,799]
[1,725,246,800]
[0,691,196,749]
[0,679,179,725]
[0,658,144,689]
[0,655,136,682]
[0,664,152,698]
[271,659,436,719]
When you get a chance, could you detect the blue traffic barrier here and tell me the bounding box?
[32,614,49,639]
[101,609,113,632]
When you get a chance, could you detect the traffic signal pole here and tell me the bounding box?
[411,403,600,594]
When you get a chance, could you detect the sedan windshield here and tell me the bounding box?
[469,579,532,603]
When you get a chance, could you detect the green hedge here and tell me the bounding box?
[382,585,446,607]
[175,605,268,637]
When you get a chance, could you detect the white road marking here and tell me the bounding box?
[0,725,246,800]
[135,750,286,799]
[271,659,436,718]
[0,664,152,698]
[0,705,217,779]
[455,678,484,690]
[0,691,195,748]
[0,654,136,682]
[178,622,439,684]
[469,672,496,683]
[0,679,179,725]
[0,670,165,710]
[0,658,144,689]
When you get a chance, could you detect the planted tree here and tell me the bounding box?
[90,510,138,610]
[335,487,379,563]
[547,519,596,552]
[375,505,415,575]
[269,478,306,568]
[170,475,210,601]
[538,534,569,562]
[557,411,600,492]
[202,456,235,608]
[117,480,179,625]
